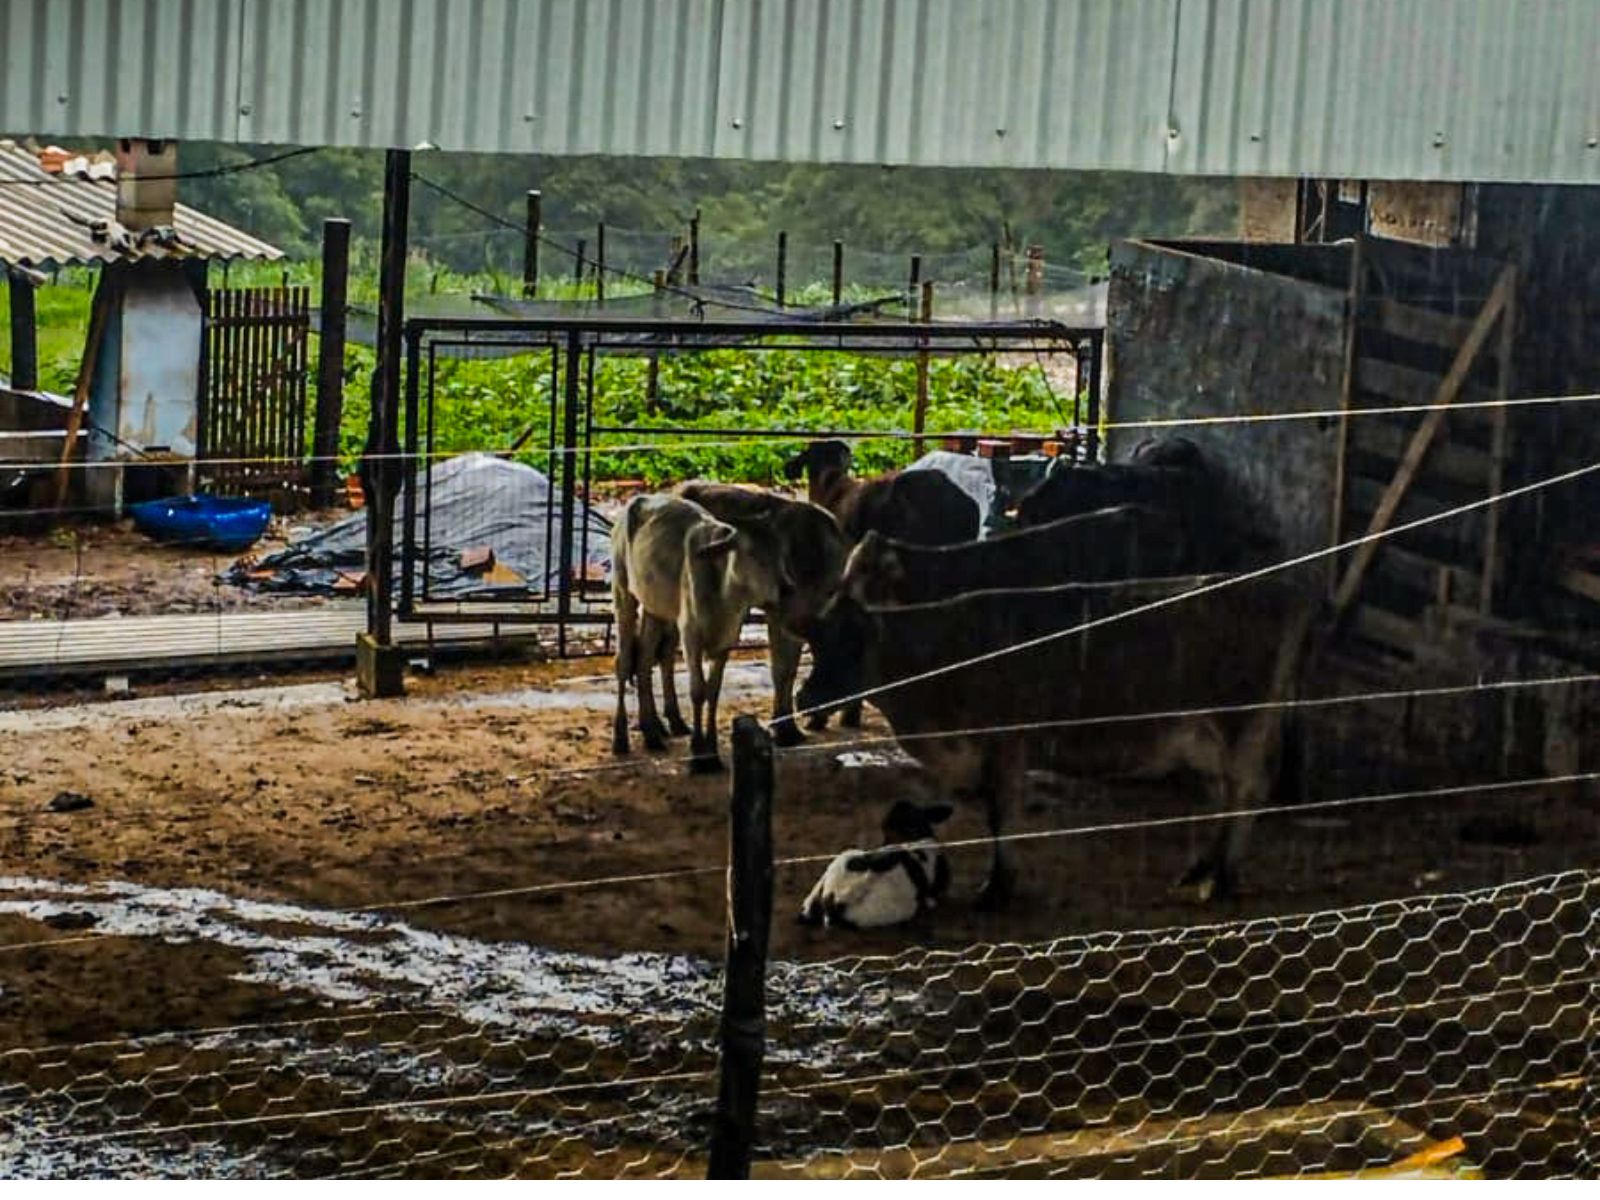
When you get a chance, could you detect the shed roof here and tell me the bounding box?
[1,0,1597,183]
[0,141,281,270]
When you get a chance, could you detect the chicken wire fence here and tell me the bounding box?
[1,868,1591,1178]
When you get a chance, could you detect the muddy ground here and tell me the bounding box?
[0,659,1593,1177]
[0,517,337,621]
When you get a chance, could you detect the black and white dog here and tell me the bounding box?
[798,801,952,930]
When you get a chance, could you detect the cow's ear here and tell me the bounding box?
[694,528,738,560]
[781,448,810,481]
[921,803,955,826]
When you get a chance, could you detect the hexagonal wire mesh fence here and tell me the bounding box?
[0,868,1591,1177]
[757,869,1596,1179]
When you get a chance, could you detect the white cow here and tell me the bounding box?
[610,493,782,773]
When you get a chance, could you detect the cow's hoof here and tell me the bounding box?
[973,870,1016,913]
[688,752,725,775]
[1172,859,1234,903]
[804,712,831,733]
[841,703,863,729]
[771,718,807,748]
[642,725,669,753]
[611,715,630,757]
[666,715,692,738]
[611,734,630,757]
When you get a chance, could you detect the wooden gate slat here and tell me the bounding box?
[199,284,313,501]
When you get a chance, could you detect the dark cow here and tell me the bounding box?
[840,504,1196,608]
[1013,436,1257,566]
[783,439,981,729]
[797,572,1314,908]
[675,481,849,746]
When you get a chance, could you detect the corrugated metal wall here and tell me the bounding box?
[3,0,1597,182]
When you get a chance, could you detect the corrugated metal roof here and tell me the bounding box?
[0,141,281,268]
[1,0,1598,183]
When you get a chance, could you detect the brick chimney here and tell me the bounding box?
[115,137,177,230]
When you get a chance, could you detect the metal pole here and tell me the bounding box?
[574,238,586,286]
[311,218,350,508]
[595,222,606,307]
[775,231,787,308]
[523,189,541,298]
[358,149,409,694]
[913,281,933,458]
[399,328,420,616]
[907,254,921,317]
[707,716,774,1180]
[7,271,37,391]
[831,241,843,308]
[556,329,582,657]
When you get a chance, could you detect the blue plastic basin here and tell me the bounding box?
[128,495,273,553]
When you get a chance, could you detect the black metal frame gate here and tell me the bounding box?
[397,314,1102,654]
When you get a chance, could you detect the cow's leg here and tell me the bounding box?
[1171,720,1256,902]
[635,614,671,752]
[611,589,639,757]
[684,627,718,772]
[973,740,1024,911]
[655,622,691,737]
[805,709,832,733]
[689,650,730,774]
[767,622,807,748]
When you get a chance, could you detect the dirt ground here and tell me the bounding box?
[3,655,1594,996]
[0,657,1593,1177]
[0,515,340,620]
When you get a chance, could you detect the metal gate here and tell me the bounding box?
[199,285,313,496]
[396,314,1101,655]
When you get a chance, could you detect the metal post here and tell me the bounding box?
[523,189,541,298]
[907,254,921,316]
[358,148,410,696]
[556,330,582,658]
[574,238,586,286]
[689,208,701,285]
[7,271,37,391]
[775,231,787,308]
[1085,332,1103,462]
[398,328,424,617]
[913,281,933,457]
[595,222,606,307]
[311,218,350,508]
[648,270,665,413]
[831,241,844,308]
[707,716,775,1180]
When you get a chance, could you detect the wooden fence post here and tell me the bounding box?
[573,238,586,286]
[1024,244,1044,316]
[595,222,606,307]
[989,242,1002,321]
[775,231,787,308]
[8,270,37,391]
[907,254,921,317]
[523,190,541,298]
[311,218,351,509]
[689,208,701,285]
[831,241,844,308]
[707,715,775,1180]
